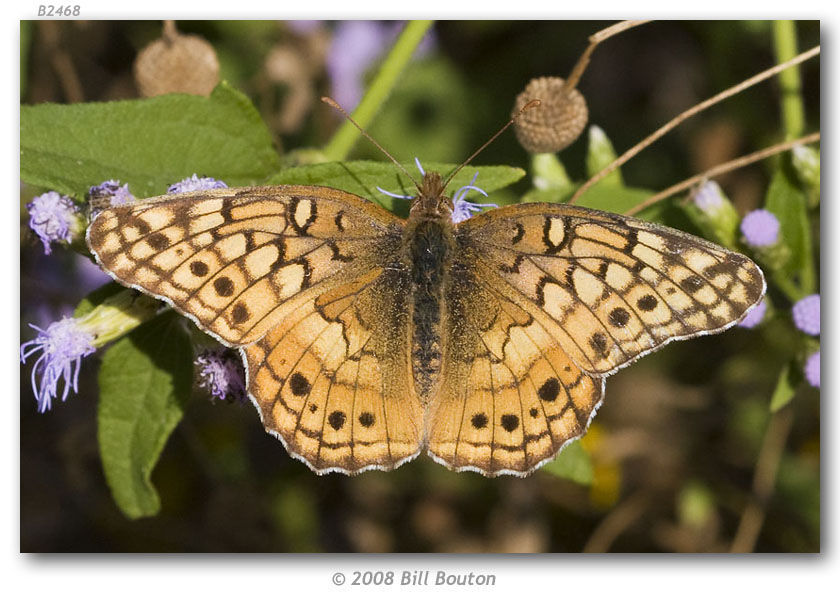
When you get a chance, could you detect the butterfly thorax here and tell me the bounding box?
[404,178,456,401]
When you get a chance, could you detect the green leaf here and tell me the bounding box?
[585,125,623,186]
[268,161,525,217]
[21,81,282,200]
[765,165,815,295]
[573,181,668,224]
[97,311,193,519]
[74,281,126,318]
[769,360,801,412]
[540,440,593,485]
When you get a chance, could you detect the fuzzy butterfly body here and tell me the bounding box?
[87,171,765,476]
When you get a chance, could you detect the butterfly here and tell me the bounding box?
[86,157,765,477]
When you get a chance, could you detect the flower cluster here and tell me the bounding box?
[791,294,820,389]
[195,349,248,405]
[740,209,780,248]
[689,180,740,247]
[737,299,767,329]
[326,21,434,111]
[89,179,135,207]
[792,294,820,336]
[26,191,81,255]
[804,351,820,388]
[450,172,496,224]
[20,318,96,412]
[167,174,228,194]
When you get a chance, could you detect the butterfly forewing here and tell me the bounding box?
[457,203,766,376]
[87,186,402,346]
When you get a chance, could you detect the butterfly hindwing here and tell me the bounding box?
[88,186,403,346]
[427,261,604,475]
[244,266,423,474]
[457,202,766,376]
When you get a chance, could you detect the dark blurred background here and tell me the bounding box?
[20,20,819,552]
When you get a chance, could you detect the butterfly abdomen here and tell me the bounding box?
[407,218,455,399]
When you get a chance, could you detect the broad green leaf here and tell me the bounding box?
[21,82,281,200]
[540,440,593,485]
[573,181,667,223]
[520,187,571,205]
[268,161,525,217]
[74,281,126,318]
[765,166,815,295]
[769,360,801,412]
[98,311,193,519]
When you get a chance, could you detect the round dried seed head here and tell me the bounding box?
[134,29,220,97]
[512,76,588,154]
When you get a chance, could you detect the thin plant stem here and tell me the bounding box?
[624,132,820,216]
[322,20,434,161]
[582,491,652,553]
[773,21,816,298]
[564,20,651,92]
[773,21,805,139]
[569,45,820,205]
[730,405,795,552]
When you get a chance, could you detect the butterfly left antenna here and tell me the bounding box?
[442,99,541,190]
[321,96,420,189]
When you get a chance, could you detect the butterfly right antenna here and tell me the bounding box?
[442,99,541,190]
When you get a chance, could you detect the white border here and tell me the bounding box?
[9,7,835,600]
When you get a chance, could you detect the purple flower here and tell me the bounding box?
[450,171,495,224]
[792,294,820,336]
[740,209,780,247]
[20,317,96,412]
[89,179,135,207]
[196,349,247,404]
[26,191,79,255]
[167,174,228,194]
[804,351,820,388]
[327,21,394,110]
[738,299,767,329]
[693,181,724,213]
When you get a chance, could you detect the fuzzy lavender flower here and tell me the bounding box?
[20,317,96,412]
[804,351,820,388]
[327,21,394,110]
[740,209,780,247]
[792,294,820,336]
[693,181,725,213]
[196,349,247,404]
[450,172,496,224]
[26,191,79,255]
[326,21,434,111]
[167,174,228,194]
[89,179,135,207]
[738,299,767,329]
